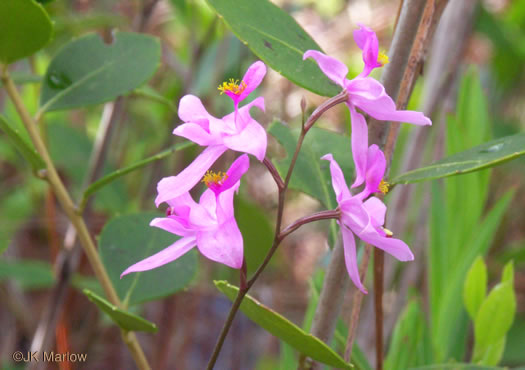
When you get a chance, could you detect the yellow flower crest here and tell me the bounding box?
[202,171,228,187]
[218,79,247,96]
[378,50,389,66]
[383,228,393,237]
[379,179,390,194]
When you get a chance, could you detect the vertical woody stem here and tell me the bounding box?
[0,67,151,370]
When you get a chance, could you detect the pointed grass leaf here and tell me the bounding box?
[40,32,161,112]
[82,289,157,333]
[205,0,340,97]
[392,133,525,185]
[474,281,516,359]
[99,213,198,306]
[214,281,352,369]
[409,365,505,370]
[0,0,53,64]
[501,260,514,284]
[0,115,45,170]
[463,257,487,320]
[269,122,353,208]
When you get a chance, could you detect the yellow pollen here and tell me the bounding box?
[218,78,247,96]
[378,50,389,66]
[379,179,390,194]
[383,228,393,237]
[202,171,228,187]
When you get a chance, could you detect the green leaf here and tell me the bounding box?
[0,115,45,170]
[215,280,351,369]
[81,142,195,209]
[0,259,54,290]
[0,0,53,64]
[501,260,514,284]
[409,365,504,370]
[269,122,353,208]
[99,213,197,306]
[474,281,516,360]
[40,32,161,113]
[392,133,525,185]
[478,336,506,366]
[205,0,340,97]
[463,256,487,320]
[235,197,273,275]
[385,300,432,370]
[82,289,157,333]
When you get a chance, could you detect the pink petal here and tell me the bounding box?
[196,217,243,269]
[166,192,197,219]
[357,223,414,261]
[303,50,348,87]
[178,95,214,126]
[340,197,370,231]
[362,197,386,227]
[190,191,217,228]
[348,106,369,189]
[223,99,267,161]
[120,237,197,277]
[353,24,380,77]
[224,96,265,132]
[155,145,227,207]
[341,224,367,293]
[321,153,351,203]
[215,154,250,194]
[150,217,193,237]
[173,122,217,146]
[347,78,432,126]
[238,61,267,102]
[356,144,386,199]
[216,185,240,220]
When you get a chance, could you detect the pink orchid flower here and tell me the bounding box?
[322,148,413,294]
[303,26,431,189]
[218,61,267,110]
[121,155,250,277]
[155,90,266,207]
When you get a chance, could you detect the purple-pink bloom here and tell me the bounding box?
[353,23,387,77]
[218,61,266,110]
[322,149,413,294]
[121,155,250,277]
[303,26,431,189]
[155,94,266,206]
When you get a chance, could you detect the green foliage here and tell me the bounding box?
[385,299,432,370]
[214,280,351,369]
[392,133,525,185]
[99,213,198,306]
[0,259,55,290]
[235,197,274,275]
[0,115,45,170]
[40,32,161,112]
[472,261,516,365]
[428,70,513,362]
[83,289,158,333]
[205,0,340,97]
[463,257,487,320]
[269,122,353,209]
[0,0,53,64]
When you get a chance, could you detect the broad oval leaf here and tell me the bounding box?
[215,280,352,369]
[205,0,340,97]
[0,115,45,170]
[0,0,53,64]
[463,256,487,320]
[392,133,525,185]
[269,122,353,208]
[100,213,198,306]
[40,32,161,112]
[83,289,157,333]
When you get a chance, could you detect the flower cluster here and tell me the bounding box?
[122,62,267,277]
[304,24,431,293]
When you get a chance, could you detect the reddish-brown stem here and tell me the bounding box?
[263,157,284,190]
[278,210,340,241]
[374,249,384,370]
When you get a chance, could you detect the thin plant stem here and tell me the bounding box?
[0,66,151,370]
[205,93,346,370]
